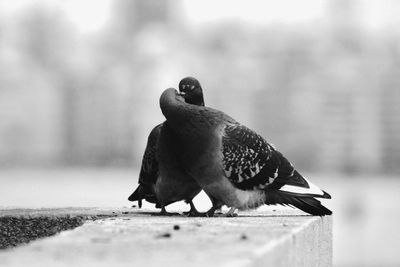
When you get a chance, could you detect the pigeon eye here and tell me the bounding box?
[183,84,194,91]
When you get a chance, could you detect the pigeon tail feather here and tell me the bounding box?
[273,170,331,199]
[128,185,145,207]
[264,189,332,216]
[128,184,156,208]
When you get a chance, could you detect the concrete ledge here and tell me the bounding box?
[0,208,120,249]
[0,208,332,267]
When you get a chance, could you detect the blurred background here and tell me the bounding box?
[0,0,399,266]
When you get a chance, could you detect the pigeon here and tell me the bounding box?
[159,88,332,216]
[128,77,205,216]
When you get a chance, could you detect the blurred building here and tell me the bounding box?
[0,0,399,173]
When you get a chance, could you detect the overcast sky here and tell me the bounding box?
[1,0,400,33]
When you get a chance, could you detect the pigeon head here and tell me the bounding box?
[178,77,205,106]
[160,88,184,114]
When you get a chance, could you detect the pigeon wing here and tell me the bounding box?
[128,124,162,205]
[221,123,279,190]
[222,123,330,199]
[138,123,162,185]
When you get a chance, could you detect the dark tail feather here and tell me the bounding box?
[320,190,332,199]
[128,184,158,208]
[265,190,332,216]
[128,185,147,208]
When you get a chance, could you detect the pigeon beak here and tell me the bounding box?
[179,91,186,97]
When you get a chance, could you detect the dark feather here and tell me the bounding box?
[128,124,162,206]
[222,126,330,201]
[128,185,144,206]
[222,124,276,187]
[265,189,332,216]
[138,124,162,185]
[222,124,306,191]
[127,184,157,208]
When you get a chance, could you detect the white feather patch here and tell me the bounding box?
[279,177,324,196]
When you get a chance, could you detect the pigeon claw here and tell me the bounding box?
[183,210,207,217]
[157,207,181,216]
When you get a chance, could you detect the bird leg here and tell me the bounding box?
[183,201,206,217]
[205,206,218,217]
[209,207,238,217]
[158,206,181,216]
[205,204,224,217]
[224,207,238,217]
[204,196,224,217]
[214,207,223,215]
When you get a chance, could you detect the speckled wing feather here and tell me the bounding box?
[128,124,162,206]
[222,123,275,189]
[221,123,309,191]
[138,123,162,185]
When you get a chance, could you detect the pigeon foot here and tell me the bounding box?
[155,207,181,216]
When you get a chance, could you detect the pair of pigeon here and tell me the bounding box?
[128,77,331,216]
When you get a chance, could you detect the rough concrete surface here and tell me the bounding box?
[0,208,332,267]
[0,216,84,249]
[0,208,120,249]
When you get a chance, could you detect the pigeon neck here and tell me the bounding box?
[160,88,235,135]
[195,95,205,106]
[160,88,186,119]
[186,92,205,106]
[160,88,207,130]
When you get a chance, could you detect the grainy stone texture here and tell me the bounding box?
[0,216,85,249]
[0,208,332,267]
[0,208,120,249]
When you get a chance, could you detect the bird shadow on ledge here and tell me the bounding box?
[125,209,317,218]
